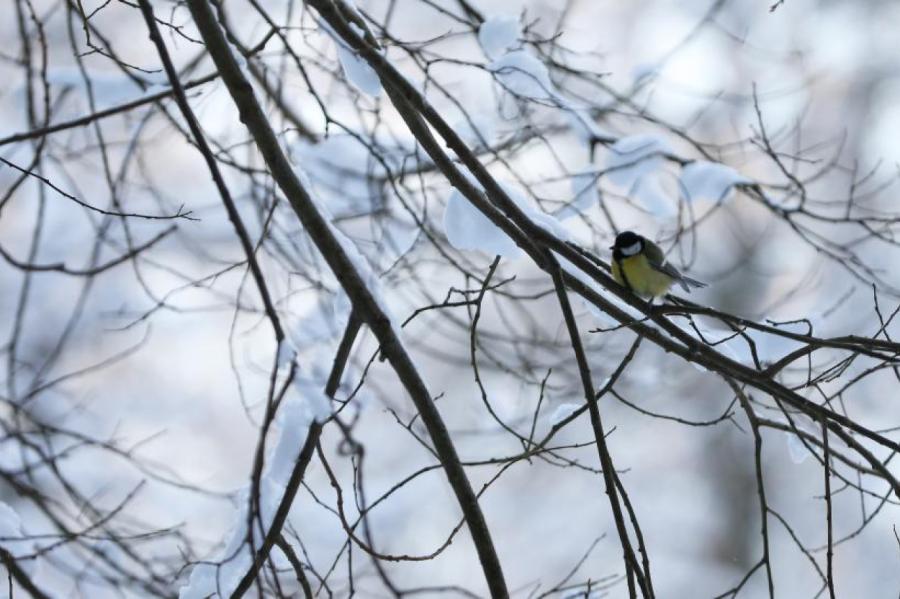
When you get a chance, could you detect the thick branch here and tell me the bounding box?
[0,547,50,599]
[182,1,509,596]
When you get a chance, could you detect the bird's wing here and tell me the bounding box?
[643,239,681,278]
[643,239,700,291]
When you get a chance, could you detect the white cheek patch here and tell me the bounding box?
[621,242,642,256]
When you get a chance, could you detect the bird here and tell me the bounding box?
[610,231,706,298]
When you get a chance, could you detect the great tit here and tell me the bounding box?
[610,231,706,298]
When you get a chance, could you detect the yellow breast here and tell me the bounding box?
[612,254,674,298]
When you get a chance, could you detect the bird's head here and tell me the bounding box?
[610,230,644,258]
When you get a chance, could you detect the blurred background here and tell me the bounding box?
[0,0,899,596]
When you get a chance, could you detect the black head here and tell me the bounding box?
[610,230,644,258]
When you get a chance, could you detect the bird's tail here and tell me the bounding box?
[678,275,707,292]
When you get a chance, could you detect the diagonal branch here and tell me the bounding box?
[0,547,50,599]
[180,1,509,596]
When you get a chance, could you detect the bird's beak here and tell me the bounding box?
[608,245,614,250]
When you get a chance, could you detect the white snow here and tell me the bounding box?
[604,134,672,189]
[294,133,410,220]
[320,20,382,96]
[602,134,677,216]
[451,111,498,149]
[786,431,811,464]
[0,502,22,541]
[672,322,741,362]
[728,323,806,367]
[557,170,600,220]
[550,403,582,425]
[292,377,335,424]
[331,222,399,330]
[292,160,402,336]
[565,107,612,144]
[44,67,140,110]
[181,160,388,597]
[633,174,676,217]
[180,393,317,599]
[501,183,570,241]
[275,342,295,368]
[443,181,569,258]
[582,300,620,329]
[488,50,555,101]
[582,289,645,329]
[179,494,253,599]
[288,292,352,349]
[337,25,383,96]
[478,16,522,59]
[679,161,750,203]
[444,189,523,258]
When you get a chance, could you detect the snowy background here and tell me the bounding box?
[1,0,899,596]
